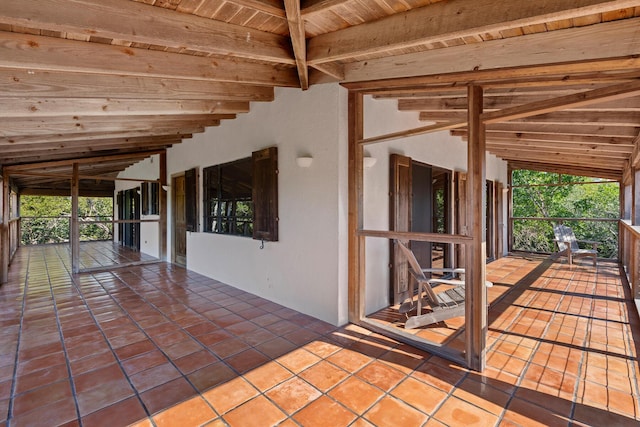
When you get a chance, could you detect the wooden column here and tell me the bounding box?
[71,163,80,274]
[465,85,488,372]
[507,166,513,253]
[348,91,365,323]
[496,181,504,259]
[1,170,9,284]
[631,168,640,225]
[159,151,167,261]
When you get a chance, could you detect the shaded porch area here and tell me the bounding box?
[1,242,639,426]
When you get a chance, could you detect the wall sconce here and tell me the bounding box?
[363,155,377,168]
[162,185,170,192]
[296,156,313,168]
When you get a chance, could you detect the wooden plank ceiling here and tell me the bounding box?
[1,0,640,194]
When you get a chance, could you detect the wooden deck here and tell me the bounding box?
[0,243,638,426]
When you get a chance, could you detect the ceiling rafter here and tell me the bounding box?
[308,0,639,64]
[0,0,293,64]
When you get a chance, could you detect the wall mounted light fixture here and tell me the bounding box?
[363,155,377,168]
[296,156,313,168]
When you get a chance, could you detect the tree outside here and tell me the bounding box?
[512,170,619,258]
[20,196,114,245]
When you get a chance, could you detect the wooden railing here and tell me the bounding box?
[619,220,640,308]
[8,218,19,262]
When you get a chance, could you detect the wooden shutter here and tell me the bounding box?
[252,147,278,241]
[390,154,412,306]
[185,168,198,232]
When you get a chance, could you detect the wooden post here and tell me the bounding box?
[507,165,513,253]
[71,163,80,274]
[1,170,9,284]
[496,181,504,259]
[159,151,167,261]
[465,85,488,372]
[348,91,365,323]
[631,168,640,225]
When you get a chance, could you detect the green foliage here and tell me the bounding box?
[512,170,619,258]
[20,196,113,245]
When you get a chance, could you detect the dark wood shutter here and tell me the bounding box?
[252,147,278,241]
[389,154,412,305]
[185,168,198,232]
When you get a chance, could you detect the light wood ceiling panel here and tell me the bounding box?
[1,0,640,192]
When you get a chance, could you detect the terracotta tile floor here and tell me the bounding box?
[1,243,639,426]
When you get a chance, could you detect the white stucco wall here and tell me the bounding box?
[164,85,349,326]
[362,96,509,315]
[119,86,508,325]
[116,155,160,258]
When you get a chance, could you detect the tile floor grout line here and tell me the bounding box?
[568,262,599,422]
[617,263,640,418]
[90,264,289,423]
[52,245,156,424]
[121,263,375,425]
[492,260,575,425]
[45,246,84,426]
[86,270,217,424]
[5,247,30,425]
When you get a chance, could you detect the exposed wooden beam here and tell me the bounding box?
[482,80,640,124]
[0,147,174,166]
[308,0,639,64]
[0,69,275,102]
[0,0,293,64]
[509,160,621,180]
[225,0,286,18]
[340,18,640,84]
[5,150,165,171]
[469,123,640,138]
[1,119,219,137]
[0,137,178,156]
[400,96,640,112]
[484,139,634,153]
[1,130,196,146]
[452,130,636,146]
[0,31,299,87]
[0,98,250,118]
[493,151,627,168]
[1,116,233,136]
[311,62,345,81]
[284,0,309,90]
[421,111,640,126]
[487,144,631,159]
[359,121,467,145]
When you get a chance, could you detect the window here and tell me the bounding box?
[203,147,278,241]
[141,182,159,215]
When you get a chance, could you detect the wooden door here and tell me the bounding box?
[173,175,187,266]
[389,154,412,306]
[412,162,433,271]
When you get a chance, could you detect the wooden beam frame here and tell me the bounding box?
[284,0,309,89]
[482,80,640,124]
[340,18,640,85]
[71,163,79,274]
[312,0,639,65]
[0,0,293,64]
[348,91,365,322]
[0,69,275,102]
[465,85,487,371]
[1,170,9,283]
[0,31,298,87]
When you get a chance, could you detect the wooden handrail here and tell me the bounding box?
[357,229,472,244]
[511,217,618,222]
[620,219,640,238]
